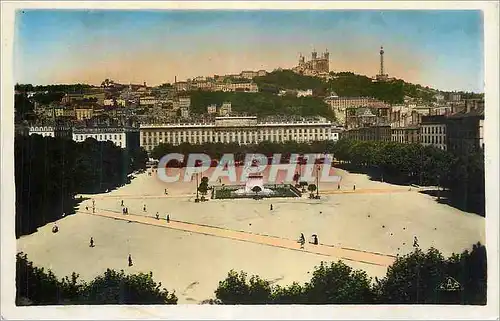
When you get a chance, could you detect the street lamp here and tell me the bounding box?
[195,172,199,202]
[437,174,441,200]
[316,165,320,198]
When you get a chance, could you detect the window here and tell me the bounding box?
[114,135,117,140]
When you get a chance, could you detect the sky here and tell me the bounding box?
[14,10,484,92]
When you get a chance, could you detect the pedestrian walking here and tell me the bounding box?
[270,204,273,211]
[166,214,170,223]
[338,184,340,190]
[164,188,168,195]
[125,207,128,214]
[86,206,89,211]
[298,233,305,249]
[121,200,124,207]
[128,254,133,267]
[143,205,146,212]
[156,213,159,220]
[92,207,95,213]
[89,237,94,247]
[353,185,356,191]
[413,236,419,248]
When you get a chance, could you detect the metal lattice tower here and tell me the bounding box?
[379,46,385,76]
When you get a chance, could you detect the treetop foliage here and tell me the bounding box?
[16,253,177,305]
[214,244,486,305]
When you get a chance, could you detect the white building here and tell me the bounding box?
[180,108,190,119]
[140,116,333,152]
[103,99,115,106]
[219,102,232,116]
[72,127,140,149]
[178,97,191,109]
[140,96,157,106]
[297,89,313,97]
[420,115,447,151]
[241,71,258,79]
[213,82,258,93]
[207,104,217,114]
[330,126,343,141]
[29,125,72,138]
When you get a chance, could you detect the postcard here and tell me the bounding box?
[1,1,498,320]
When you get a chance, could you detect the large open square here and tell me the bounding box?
[17,167,485,304]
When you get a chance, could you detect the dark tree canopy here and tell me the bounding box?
[214,244,486,305]
[15,135,148,237]
[16,253,177,305]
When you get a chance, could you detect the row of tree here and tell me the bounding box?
[214,243,487,305]
[150,140,335,161]
[15,135,148,237]
[16,253,177,305]
[332,139,485,215]
[15,83,93,93]
[150,139,484,216]
[17,243,486,305]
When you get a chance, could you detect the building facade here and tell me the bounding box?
[420,115,447,151]
[75,108,94,121]
[345,106,390,130]
[207,104,217,114]
[219,102,232,116]
[293,50,329,75]
[29,125,73,139]
[391,126,420,144]
[324,96,388,126]
[342,125,392,142]
[446,106,484,154]
[72,127,140,149]
[139,116,333,152]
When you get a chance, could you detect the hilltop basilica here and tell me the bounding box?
[292,50,330,77]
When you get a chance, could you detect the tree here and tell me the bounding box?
[271,282,307,304]
[81,269,177,304]
[214,261,375,304]
[374,244,487,305]
[215,270,272,304]
[16,252,64,305]
[16,253,178,305]
[445,242,487,304]
[198,176,209,200]
[374,247,446,304]
[307,184,317,198]
[15,135,146,238]
[304,261,375,304]
[14,94,35,122]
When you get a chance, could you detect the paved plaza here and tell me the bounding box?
[17,167,485,304]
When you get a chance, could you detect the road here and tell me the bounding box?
[82,208,397,267]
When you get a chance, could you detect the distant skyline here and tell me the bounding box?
[14,10,484,92]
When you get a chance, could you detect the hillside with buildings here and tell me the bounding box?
[188,91,334,119]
